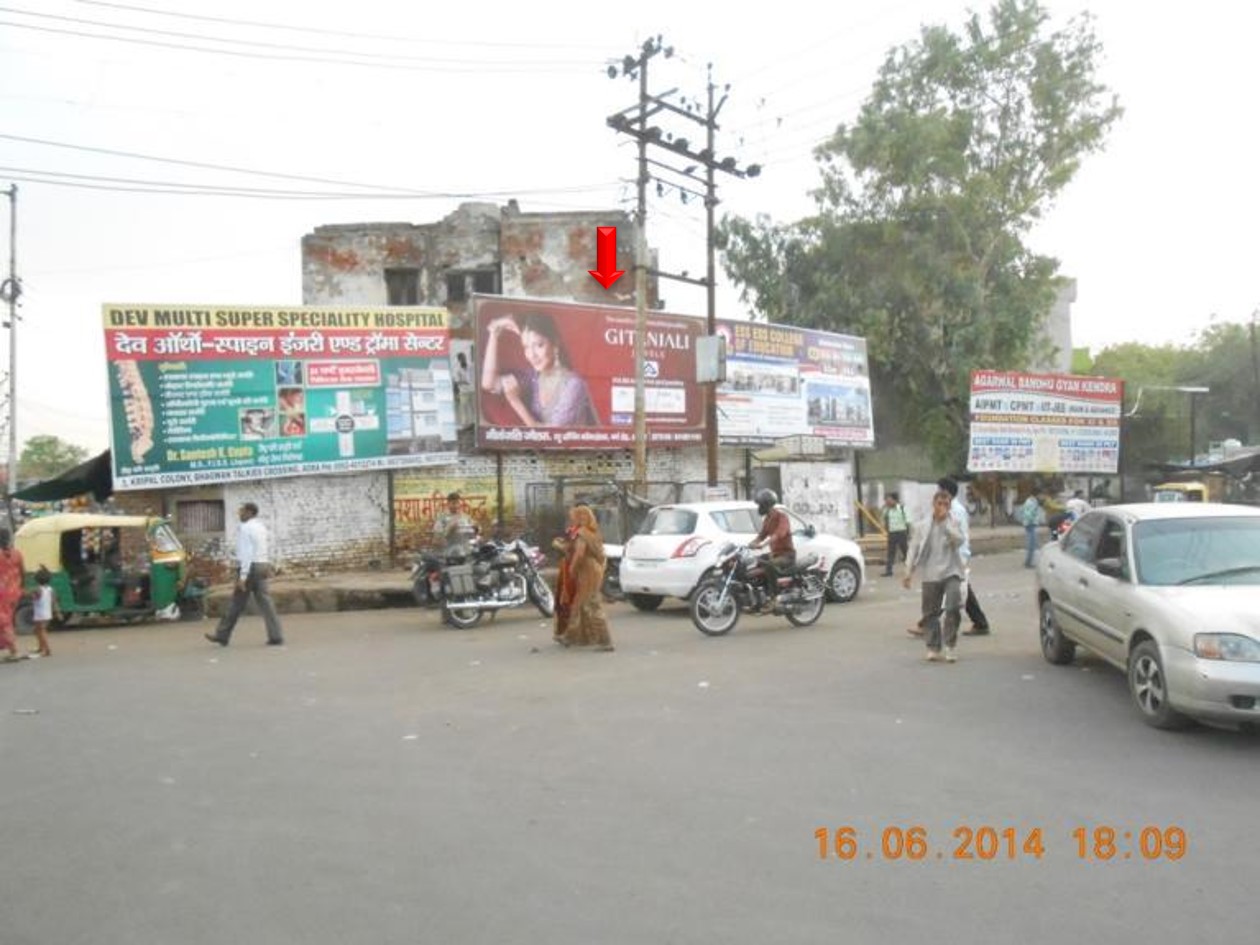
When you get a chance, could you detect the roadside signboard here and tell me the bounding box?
[966,370,1123,473]
[104,303,457,490]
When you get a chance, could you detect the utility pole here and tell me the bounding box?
[1250,308,1259,444]
[605,49,759,489]
[1,184,19,513]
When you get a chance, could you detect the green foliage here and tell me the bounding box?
[1083,319,1260,467]
[718,0,1122,469]
[19,435,89,483]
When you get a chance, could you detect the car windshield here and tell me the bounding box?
[640,508,698,536]
[1133,517,1260,586]
[709,508,760,533]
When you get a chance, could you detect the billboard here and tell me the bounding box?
[104,304,458,490]
[474,295,705,450]
[716,321,874,448]
[966,370,1123,474]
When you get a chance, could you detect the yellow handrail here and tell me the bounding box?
[856,501,886,536]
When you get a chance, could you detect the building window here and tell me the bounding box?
[176,499,225,533]
[385,268,420,305]
[446,267,500,303]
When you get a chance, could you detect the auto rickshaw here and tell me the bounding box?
[13,513,205,632]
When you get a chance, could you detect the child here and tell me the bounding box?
[31,566,58,658]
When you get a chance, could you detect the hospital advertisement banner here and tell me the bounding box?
[103,303,458,490]
[966,370,1123,474]
[473,295,706,450]
[716,321,874,448]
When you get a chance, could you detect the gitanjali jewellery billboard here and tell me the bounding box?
[966,370,1123,473]
[473,295,705,450]
[104,304,458,490]
[716,321,874,448]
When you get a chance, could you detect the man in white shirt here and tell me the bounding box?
[1066,490,1090,520]
[205,502,284,647]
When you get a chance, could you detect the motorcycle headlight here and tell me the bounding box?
[1193,633,1260,662]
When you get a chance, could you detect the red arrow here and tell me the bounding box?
[588,226,626,289]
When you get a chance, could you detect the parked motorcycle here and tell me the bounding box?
[689,542,827,636]
[601,543,625,602]
[442,536,555,629]
[410,550,448,607]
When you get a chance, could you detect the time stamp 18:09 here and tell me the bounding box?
[814,826,1188,862]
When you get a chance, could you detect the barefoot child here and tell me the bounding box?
[31,566,59,658]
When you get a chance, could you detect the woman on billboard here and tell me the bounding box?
[481,312,599,427]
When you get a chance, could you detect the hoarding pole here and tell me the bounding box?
[704,69,719,488]
[632,47,650,494]
[4,184,16,515]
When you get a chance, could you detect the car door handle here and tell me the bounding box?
[1078,578,1089,588]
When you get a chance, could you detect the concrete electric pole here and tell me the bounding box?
[2,184,19,508]
[606,45,760,490]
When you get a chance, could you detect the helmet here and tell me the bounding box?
[755,488,779,515]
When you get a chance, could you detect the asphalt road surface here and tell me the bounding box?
[2,549,1255,945]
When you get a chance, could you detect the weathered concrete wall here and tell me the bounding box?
[500,209,638,306]
[222,474,391,576]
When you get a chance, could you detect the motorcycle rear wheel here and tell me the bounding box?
[785,585,826,626]
[528,574,556,617]
[690,579,740,636]
[444,601,483,629]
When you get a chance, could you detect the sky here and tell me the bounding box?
[2,0,1258,454]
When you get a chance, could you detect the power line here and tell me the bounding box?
[0,134,617,197]
[0,166,620,201]
[2,5,602,67]
[73,0,609,52]
[0,19,600,73]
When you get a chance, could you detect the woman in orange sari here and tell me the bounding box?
[553,505,613,651]
[0,528,26,662]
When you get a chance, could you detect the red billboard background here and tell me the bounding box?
[474,295,705,449]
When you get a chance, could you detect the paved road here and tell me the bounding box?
[2,549,1255,944]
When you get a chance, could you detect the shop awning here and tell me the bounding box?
[9,450,114,502]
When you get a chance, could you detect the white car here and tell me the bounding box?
[618,500,865,609]
[1036,503,1260,730]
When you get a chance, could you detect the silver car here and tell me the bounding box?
[1036,503,1260,730]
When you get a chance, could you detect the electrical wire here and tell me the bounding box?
[2,5,603,67]
[73,0,611,52]
[0,166,621,201]
[0,19,600,73]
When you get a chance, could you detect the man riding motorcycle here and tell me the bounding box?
[748,488,795,611]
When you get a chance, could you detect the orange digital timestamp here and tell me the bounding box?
[814,826,1188,862]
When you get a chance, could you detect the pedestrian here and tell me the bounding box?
[937,477,992,635]
[749,488,795,611]
[903,489,966,662]
[0,528,25,662]
[554,504,614,651]
[205,502,285,647]
[1020,491,1044,568]
[1066,490,1090,520]
[433,491,476,558]
[30,565,59,658]
[880,492,910,577]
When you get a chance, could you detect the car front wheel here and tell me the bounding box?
[1128,640,1191,730]
[826,560,861,603]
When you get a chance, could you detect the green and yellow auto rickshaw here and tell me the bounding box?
[13,513,205,632]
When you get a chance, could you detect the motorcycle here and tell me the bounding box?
[601,543,625,602]
[689,542,827,636]
[441,536,555,629]
[409,550,448,607]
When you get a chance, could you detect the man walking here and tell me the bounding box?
[880,493,910,577]
[903,489,966,663]
[206,502,284,647]
[1020,491,1044,568]
[939,477,991,635]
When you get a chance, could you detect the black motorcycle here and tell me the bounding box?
[689,542,827,636]
[410,550,447,607]
[441,537,555,629]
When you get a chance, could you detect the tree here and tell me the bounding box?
[19,435,89,483]
[719,0,1122,468]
